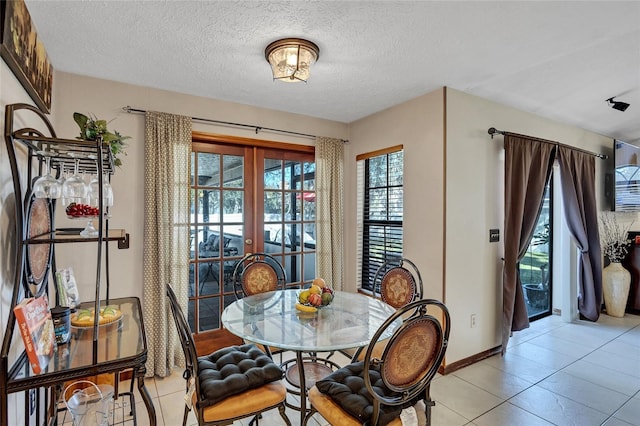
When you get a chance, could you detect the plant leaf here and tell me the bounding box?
[73,112,88,129]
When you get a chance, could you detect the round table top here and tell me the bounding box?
[221,289,399,352]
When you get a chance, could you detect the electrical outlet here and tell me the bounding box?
[470,314,477,328]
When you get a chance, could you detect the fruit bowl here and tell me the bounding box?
[295,278,334,313]
[65,203,103,237]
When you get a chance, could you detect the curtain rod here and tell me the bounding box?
[122,106,348,143]
[487,127,608,160]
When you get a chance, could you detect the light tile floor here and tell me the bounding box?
[59,313,640,426]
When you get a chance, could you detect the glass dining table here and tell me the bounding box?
[221,289,399,423]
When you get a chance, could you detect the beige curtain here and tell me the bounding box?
[315,137,344,290]
[143,111,191,377]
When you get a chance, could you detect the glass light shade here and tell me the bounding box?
[265,38,319,83]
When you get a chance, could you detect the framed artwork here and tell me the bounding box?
[0,0,53,113]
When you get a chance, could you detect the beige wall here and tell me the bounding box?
[1,57,621,402]
[345,86,613,366]
[444,88,612,363]
[345,89,445,300]
[0,67,346,421]
[49,72,347,303]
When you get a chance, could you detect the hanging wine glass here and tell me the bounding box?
[33,151,62,199]
[57,164,67,206]
[88,172,114,212]
[62,156,88,204]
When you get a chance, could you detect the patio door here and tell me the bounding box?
[189,138,316,334]
[519,178,552,320]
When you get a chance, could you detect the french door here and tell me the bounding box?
[188,137,316,334]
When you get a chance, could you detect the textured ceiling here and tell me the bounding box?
[24,1,640,143]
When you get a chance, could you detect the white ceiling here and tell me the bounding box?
[24,1,640,143]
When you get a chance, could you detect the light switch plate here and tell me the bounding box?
[489,229,500,242]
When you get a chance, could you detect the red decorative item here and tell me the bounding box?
[13,295,54,374]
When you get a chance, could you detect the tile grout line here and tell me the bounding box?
[459,318,639,425]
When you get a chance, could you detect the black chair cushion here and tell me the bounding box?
[316,361,417,425]
[197,343,284,407]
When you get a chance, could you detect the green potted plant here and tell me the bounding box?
[73,112,130,167]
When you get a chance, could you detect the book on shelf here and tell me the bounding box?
[55,267,80,310]
[13,295,55,374]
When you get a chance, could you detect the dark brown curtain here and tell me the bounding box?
[503,136,555,353]
[557,146,602,321]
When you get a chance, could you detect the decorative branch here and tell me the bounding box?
[599,211,634,263]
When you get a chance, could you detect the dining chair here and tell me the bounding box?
[232,252,287,300]
[231,252,289,360]
[373,257,424,308]
[304,298,450,426]
[343,257,424,361]
[166,284,291,426]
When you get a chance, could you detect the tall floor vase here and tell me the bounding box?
[602,262,631,317]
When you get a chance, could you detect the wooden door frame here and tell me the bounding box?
[191,132,315,343]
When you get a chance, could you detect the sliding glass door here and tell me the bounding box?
[520,179,552,320]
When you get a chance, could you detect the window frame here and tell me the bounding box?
[357,145,404,292]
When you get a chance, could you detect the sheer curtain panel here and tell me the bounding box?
[315,137,344,290]
[143,111,192,377]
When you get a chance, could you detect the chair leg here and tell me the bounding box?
[278,403,292,426]
[182,405,189,426]
[302,406,317,426]
[424,398,435,426]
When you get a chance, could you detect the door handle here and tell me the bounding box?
[245,238,253,245]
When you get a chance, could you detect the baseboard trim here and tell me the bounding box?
[439,345,502,375]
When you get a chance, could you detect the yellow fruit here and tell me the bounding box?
[309,285,322,295]
[295,303,318,313]
[313,277,326,288]
[298,290,311,304]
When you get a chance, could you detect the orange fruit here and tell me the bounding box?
[312,277,326,288]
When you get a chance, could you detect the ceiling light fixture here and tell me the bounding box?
[265,38,319,83]
[606,96,630,112]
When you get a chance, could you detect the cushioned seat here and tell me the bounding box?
[304,299,450,426]
[307,386,404,426]
[314,361,412,424]
[197,344,285,407]
[199,381,287,424]
[167,284,291,426]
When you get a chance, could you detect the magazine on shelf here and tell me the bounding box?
[55,267,80,309]
[13,295,55,374]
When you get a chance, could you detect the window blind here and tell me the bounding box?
[358,149,403,291]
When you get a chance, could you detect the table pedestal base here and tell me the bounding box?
[282,352,341,423]
[285,361,333,390]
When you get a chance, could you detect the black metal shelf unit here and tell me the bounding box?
[1,103,131,425]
